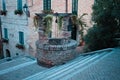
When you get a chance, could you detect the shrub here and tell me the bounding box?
[84,25,117,52]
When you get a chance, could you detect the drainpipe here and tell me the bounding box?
[0,16,4,59]
[66,0,68,13]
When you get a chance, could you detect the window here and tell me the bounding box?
[19,31,24,44]
[4,28,8,39]
[2,0,6,11]
[17,0,22,10]
[43,0,51,10]
[72,0,78,15]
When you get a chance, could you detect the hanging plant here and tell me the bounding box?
[33,15,39,29]
[43,15,53,35]
[57,16,63,30]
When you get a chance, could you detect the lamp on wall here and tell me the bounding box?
[23,3,30,17]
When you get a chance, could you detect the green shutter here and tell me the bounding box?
[72,0,78,15]
[43,0,51,10]
[2,0,6,11]
[48,0,51,10]
[19,32,24,44]
[17,0,22,10]
[43,0,47,10]
[4,28,8,39]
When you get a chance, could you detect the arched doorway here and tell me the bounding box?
[6,49,11,57]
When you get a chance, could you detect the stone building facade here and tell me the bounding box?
[0,0,94,58]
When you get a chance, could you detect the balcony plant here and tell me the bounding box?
[0,10,7,16]
[14,10,23,15]
[2,38,9,43]
[16,44,25,49]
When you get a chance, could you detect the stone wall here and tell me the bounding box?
[36,39,77,66]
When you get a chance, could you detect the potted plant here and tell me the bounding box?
[16,44,25,49]
[14,10,23,15]
[2,38,9,43]
[0,10,7,16]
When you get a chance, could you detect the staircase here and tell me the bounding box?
[24,48,113,80]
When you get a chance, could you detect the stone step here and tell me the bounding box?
[24,53,99,80]
[61,51,113,80]
[0,57,33,71]
[42,53,103,80]
[0,60,36,75]
[48,52,108,80]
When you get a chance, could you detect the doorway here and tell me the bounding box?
[71,25,77,40]
[6,49,11,57]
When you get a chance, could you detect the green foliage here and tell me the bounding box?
[14,10,23,15]
[71,14,88,41]
[84,25,117,52]
[84,0,119,51]
[57,16,63,30]
[43,15,53,35]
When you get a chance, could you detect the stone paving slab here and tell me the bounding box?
[0,57,33,71]
[0,62,47,80]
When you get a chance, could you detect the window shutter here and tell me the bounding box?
[4,28,8,39]
[2,0,6,11]
[72,0,78,15]
[48,0,51,10]
[43,0,47,10]
[19,32,24,44]
[43,0,51,10]
[17,0,22,10]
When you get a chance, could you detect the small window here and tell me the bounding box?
[17,0,22,10]
[19,31,24,44]
[43,0,51,10]
[4,28,8,39]
[72,0,78,15]
[2,0,6,11]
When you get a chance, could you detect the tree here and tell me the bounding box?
[84,0,120,52]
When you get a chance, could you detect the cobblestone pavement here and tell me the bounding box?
[73,48,120,80]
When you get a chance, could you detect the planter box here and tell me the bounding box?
[2,38,9,43]
[16,44,25,49]
[14,10,23,15]
[0,10,7,16]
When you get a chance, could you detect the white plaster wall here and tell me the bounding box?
[0,0,30,58]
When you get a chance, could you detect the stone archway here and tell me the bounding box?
[6,49,11,58]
